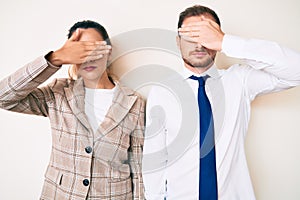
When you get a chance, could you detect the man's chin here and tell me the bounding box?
[183,58,213,69]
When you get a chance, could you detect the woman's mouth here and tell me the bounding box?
[83,66,97,72]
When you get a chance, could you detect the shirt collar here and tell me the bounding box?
[181,63,221,80]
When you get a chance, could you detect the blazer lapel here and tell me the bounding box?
[64,79,137,139]
[97,84,137,137]
[64,78,93,135]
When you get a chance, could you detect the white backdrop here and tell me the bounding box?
[0,0,300,199]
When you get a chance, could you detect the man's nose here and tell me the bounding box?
[195,43,204,50]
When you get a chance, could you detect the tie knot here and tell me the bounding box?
[189,75,205,86]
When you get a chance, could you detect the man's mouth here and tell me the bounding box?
[191,51,207,57]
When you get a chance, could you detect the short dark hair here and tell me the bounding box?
[178,5,221,28]
[68,20,112,45]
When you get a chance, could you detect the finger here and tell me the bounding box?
[77,40,107,46]
[181,21,207,28]
[69,28,81,41]
[200,16,220,29]
[81,48,111,60]
[179,35,198,43]
[94,44,111,50]
[179,25,203,34]
[180,20,218,31]
[82,44,112,51]
[94,41,107,45]
[82,54,104,63]
[80,41,109,48]
[85,49,111,57]
[179,28,201,36]
[179,30,200,38]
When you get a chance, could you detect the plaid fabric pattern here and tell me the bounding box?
[0,56,145,200]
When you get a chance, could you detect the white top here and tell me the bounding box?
[142,35,300,200]
[85,87,115,133]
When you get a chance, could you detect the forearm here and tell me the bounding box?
[0,55,60,114]
[222,34,300,83]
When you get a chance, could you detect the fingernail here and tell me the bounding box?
[96,41,106,45]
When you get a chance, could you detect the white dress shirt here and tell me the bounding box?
[142,35,300,200]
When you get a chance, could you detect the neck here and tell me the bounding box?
[84,72,115,89]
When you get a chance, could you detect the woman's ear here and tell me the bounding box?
[107,47,112,64]
[176,35,181,48]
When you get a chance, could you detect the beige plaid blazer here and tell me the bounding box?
[0,56,145,199]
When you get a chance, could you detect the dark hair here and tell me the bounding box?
[67,20,114,80]
[178,5,221,28]
[68,20,112,45]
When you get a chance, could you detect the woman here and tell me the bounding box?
[0,20,145,200]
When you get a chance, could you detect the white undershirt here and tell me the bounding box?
[84,87,115,133]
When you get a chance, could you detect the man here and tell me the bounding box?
[142,5,300,200]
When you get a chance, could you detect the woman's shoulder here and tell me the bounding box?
[117,83,143,98]
[116,83,145,111]
[48,78,75,94]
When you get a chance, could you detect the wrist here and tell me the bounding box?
[45,50,63,66]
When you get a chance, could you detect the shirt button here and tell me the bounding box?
[85,146,93,154]
[83,179,90,186]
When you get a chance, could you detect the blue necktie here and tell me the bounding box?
[190,75,218,200]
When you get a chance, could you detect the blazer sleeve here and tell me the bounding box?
[0,55,61,116]
[129,96,145,199]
